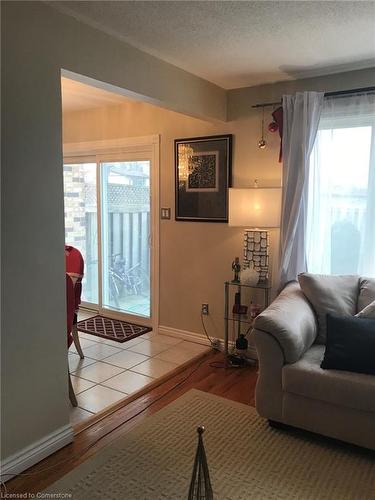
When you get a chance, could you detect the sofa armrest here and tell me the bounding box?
[252,330,284,421]
[253,281,317,363]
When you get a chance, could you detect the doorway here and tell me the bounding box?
[63,137,159,329]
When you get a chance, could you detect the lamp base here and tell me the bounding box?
[243,230,270,282]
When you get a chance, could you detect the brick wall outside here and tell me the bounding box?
[63,164,87,256]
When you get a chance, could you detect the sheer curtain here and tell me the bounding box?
[306,93,375,277]
[279,92,324,288]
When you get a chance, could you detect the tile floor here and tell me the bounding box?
[69,311,210,425]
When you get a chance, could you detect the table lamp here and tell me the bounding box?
[229,184,281,282]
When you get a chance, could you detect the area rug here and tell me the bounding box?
[77,315,151,343]
[46,390,375,500]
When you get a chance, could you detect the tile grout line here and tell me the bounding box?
[71,326,209,420]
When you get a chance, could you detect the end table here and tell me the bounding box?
[224,280,272,361]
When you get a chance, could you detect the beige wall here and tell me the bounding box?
[63,65,375,340]
[63,100,282,338]
[2,0,374,466]
[1,0,226,463]
[228,67,375,121]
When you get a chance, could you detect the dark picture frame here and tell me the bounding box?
[174,134,232,222]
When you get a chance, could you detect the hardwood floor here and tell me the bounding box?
[5,351,258,495]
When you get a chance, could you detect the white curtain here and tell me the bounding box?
[306,93,375,277]
[279,91,324,288]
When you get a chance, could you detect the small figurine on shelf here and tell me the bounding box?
[232,257,241,283]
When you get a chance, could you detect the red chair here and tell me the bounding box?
[65,245,85,359]
[66,273,78,407]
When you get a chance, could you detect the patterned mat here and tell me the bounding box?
[77,315,152,343]
[47,390,375,500]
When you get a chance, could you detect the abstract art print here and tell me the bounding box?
[175,135,232,221]
[186,151,219,192]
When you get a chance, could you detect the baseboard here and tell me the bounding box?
[158,325,212,346]
[158,325,258,360]
[1,424,74,481]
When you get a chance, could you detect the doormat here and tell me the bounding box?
[77,315,152,343]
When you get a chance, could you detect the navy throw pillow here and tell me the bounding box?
[321,314,375,375]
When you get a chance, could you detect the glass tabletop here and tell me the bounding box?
[225,279,272,289]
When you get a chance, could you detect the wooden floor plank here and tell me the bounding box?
[5,351,258,494]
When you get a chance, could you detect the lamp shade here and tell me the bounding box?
[228,187,281,228]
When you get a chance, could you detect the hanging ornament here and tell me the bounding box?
[268,121,279,133]
[258,106,266,149]
[268,103,279,133]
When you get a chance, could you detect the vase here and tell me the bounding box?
[240,265,259,286]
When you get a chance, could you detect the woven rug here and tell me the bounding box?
[46,390,375,500]
[77,315,151,343]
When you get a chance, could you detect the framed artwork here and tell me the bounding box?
[174,134,232,222]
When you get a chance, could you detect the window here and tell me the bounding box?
[306,94,375,277]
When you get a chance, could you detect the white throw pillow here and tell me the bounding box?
[356,299,375,319]
[298,273,359,344]
[358,277,375,311]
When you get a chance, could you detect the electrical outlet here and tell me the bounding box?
[201,303,209,315]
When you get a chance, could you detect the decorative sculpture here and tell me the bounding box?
[232,257,241,283]
[188,426,213,500]
[240,262,259,285]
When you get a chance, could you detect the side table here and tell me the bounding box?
[224,280,272,362]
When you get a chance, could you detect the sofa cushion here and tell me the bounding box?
[298,273,359,343]
[356,299,375,319]
[321,314,375,375]
[282,345,375,413]
[253,282,317,363]
[358,277,375,311]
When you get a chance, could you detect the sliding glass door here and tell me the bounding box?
[63,147,156,324]
[101,160,151,317]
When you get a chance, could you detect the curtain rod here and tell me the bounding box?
[251,85,375,109]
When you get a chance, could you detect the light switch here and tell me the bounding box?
[161,208,171,219]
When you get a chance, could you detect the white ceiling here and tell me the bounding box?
[61,77,130,112]
[53,1,375,89]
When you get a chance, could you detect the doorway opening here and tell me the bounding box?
[61,75,210,426]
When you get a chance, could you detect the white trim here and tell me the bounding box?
[158,325,258,359]
[158,325,211,346]
[64,136,159,157]
[0,424,74,482]
[151,136,160,333]
[64,135,160,333]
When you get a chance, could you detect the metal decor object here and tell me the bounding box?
[188,426,213,500]
[258,106,267,149]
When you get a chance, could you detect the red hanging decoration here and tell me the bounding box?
[268,121,278,133]
[272,106,283,163]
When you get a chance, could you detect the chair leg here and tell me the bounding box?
[68,373,78,407]
[72,322,84,359]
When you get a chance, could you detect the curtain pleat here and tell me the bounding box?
[278,92,324,289]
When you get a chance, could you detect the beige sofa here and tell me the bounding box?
[252,279,375,451]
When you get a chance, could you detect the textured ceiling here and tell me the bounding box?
[54,1,375,89]
[61,77,129,111]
